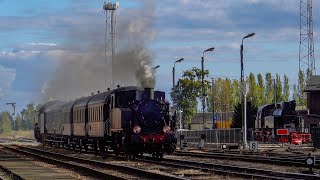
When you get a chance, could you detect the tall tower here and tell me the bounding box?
[299,0,316,78]
[103,1,119,89]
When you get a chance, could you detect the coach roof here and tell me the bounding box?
[88,86,143,105]
[73,96,93,108]
[44,101,65,113]
[61,99,77,111]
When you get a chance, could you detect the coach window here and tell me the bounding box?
[92,107,96,122]
[93,107,97,121]
[74,110,77,123]
[81,109,83,123]
[99,106,102,121]
[80,109,82,123]
[92,107,94,122]
[101,106,103,121]
[88,107,91,121]
[97,106,99,121]
[96,106,98,121]
[96,106,98,122]
[100,106,102,121]
[82,109,84,122]
[99,106,101,121]
[74,110,76,123]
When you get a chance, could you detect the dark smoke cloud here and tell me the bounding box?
[41,0,157,101]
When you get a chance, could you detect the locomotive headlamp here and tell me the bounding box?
[133,125,141,133]
[163,125,171,133]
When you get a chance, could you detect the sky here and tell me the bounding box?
[0,0,320,113]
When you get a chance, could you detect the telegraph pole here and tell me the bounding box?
[6,102,16,139]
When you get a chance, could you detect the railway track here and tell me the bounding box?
[0,145,75,180]
[10,145,320,179]
[137,156,320,179]
[2,145,187,180]
[174,150,320,168]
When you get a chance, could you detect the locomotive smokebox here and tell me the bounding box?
[144,88,154,100]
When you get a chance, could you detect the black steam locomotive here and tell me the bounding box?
[34,86,177,158]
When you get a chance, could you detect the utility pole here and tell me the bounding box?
[240,32,255,150]
[6,102,16,139]
[201,47,215,125]
[273,78,276,105]
[212,78,215,128]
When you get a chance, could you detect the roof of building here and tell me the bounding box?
[306,75,320,92]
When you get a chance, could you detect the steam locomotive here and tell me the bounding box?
[34,86,177,158]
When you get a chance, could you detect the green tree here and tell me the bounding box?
[293,84,299,104]
[265,73,273,104]
[298,69,306,107]
[231,102,257,128]
[232,79,241,107]
[275,73,283,102]
[0,112,12,134]
[283,74,290,101]
[247,73,258,107]
[20,109,28,130]
[15,114,22,131]
[172,67,211,126]
[257,73,265,107]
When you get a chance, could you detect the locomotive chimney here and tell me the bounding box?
[145,88,154,100]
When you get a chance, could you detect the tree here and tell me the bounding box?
[257,73,265,107]
[283,74,290,101]
[247,73,258,107]
[293,84,299,104]
[21,109,28,130]
[265,73,273,104]
[172,67,211,126]
[231,102,257,129]
[15,114,22,131]
[275,73,283,102]
[232,79,241,107]
[0,112,12,134]
[298,69,306,107]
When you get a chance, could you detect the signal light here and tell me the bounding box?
[133,125,141,133]
[163,126,171,133]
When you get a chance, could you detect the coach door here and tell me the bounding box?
[104,98,111,136]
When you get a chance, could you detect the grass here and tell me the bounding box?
[0,130,34,139]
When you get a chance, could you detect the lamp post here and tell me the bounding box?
[240,32,255,149]
[172,58,184,108]
[6,102,16,139]
[202,47,214,125]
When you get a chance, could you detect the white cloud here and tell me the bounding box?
[0,65,16,97]
[0,50,40,60]
[27,42,57,46]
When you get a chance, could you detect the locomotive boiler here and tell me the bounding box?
[35,86,177,158]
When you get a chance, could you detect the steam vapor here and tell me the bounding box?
[41,1,157,101]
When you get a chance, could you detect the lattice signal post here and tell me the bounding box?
[299,0,316,78]
[103,1,119,89]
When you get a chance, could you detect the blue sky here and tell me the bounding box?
[1,0,320,113]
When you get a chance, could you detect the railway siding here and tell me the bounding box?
[0,146,74,180]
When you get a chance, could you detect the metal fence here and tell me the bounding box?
[247,127,311,143]
[176,128,242,149]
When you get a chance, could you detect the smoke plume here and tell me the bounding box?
[41,1,157,101]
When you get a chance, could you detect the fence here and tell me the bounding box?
[176,128,242,149]
[176,127,312,149]
[248,127,311,143]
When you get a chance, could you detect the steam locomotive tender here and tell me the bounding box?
[35,86,177,158]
